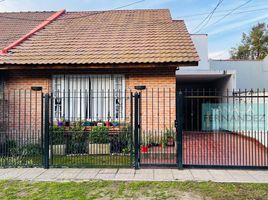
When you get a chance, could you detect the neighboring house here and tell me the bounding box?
[179,33,268,92]
[210,57,268,90]
[0,9,198,132]
[176,34,235,92]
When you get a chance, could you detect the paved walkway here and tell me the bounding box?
[0,168,267,183]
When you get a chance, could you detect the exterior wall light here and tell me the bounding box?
[134,85,146,91]
[31,86,43,91]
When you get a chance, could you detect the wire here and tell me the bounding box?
[179,2,268,18]
[0,0,145,21]
[185,7,268,22]
[0,0,146,49]
[209,0,253,27]
[192,0,224,33]
[2,5,268,44]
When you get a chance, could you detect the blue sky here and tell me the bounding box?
[1,0,268,59]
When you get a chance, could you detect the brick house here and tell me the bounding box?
[0,9,198,139]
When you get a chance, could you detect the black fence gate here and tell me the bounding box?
[45,90,134,168]
[181,89,268,169]
[133,88,182,168]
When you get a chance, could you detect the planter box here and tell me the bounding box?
[50,144,66,156]
[88,143,110,155]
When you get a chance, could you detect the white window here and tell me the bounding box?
[52,75,125,122]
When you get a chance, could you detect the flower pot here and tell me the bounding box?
[64,121,70,126]
[105,121,111,127]
[88,143,110,155]
[111,122,118,127]
[50,144,66,156]
[140,145,149,153]
[57,121,64,127]
[97,122,104,127]
[167,137,174,146]
[82,121,91,126]
[92,121,98,126]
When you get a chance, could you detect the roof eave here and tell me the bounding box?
[0,61,198,70]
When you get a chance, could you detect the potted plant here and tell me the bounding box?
[163,128,175,146]
[140,142,149,153]
[64,120,70,127]
[82,120,92,130]
[88,126,110,155]
[68,122,87,154]
[57,118,64,127]
[105,121,111,127]
[111,121,119,127]
[50,126,66,155]
[97,121,104,127]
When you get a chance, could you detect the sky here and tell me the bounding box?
[1,0,268,59]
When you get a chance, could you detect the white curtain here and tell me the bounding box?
[52,74,125,121]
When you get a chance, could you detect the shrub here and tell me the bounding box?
[89,126,109,144]
[50,126,65,145]
[163,128,176,146]
[4,139,19,156]
[68,121,87,154]
[21,143,42,157]
[110,126,132,153]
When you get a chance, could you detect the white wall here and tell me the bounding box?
[179,34,209,71]
[210,59,268,90]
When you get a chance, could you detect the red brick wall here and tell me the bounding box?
[126,72,176,137]
[2,67,176,142]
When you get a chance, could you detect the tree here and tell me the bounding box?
[230,23,268,60]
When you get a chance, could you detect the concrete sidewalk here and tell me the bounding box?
[0,168,267,183]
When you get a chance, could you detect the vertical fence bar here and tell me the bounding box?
[43,94,50,169]
[134,92,140,169]
[176,91,183,169]
[130,91,133,166]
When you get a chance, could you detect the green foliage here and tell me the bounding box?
[67,121,87,154]
[163,128,175,146]
[71,121,84,131]
[147,132,161,146]
[230,23,268,60]
[21,143,42,157]
[0,180,268,200]
[110,125,132,154]
[89,126,109,144]
[0,139,17,156]
[50,126,65,145]
[0,157,34,166]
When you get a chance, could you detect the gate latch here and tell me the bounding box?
[174,120,178,128]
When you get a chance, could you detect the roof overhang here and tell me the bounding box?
[0,61,198,70]
[176,70,235,82]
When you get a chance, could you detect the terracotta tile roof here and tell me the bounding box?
[0,12,55,49]
[0,9,199,65]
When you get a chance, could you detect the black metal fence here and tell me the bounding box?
[0,88,267,169]
[0,90,43,167]
[48,90,134,168]
[181,89,268,168]
[137,88,178,167]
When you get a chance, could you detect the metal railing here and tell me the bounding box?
[0,88,267,169]
[181,89,268,168]
[0,90,43,167]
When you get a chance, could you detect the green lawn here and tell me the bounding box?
[0,180,267,200]
[0,155,132,168]
[51,155,132,168]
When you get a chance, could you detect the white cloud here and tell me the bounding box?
[209,50,230,59]
[207,13,268,36]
